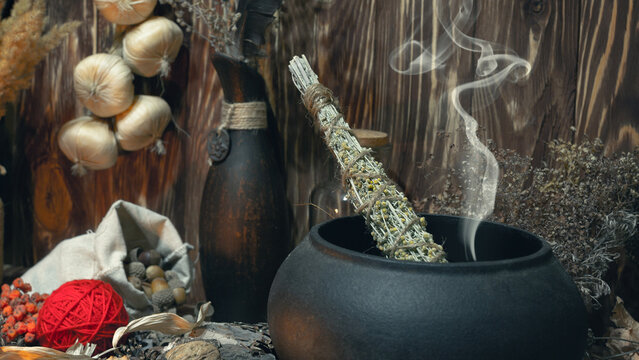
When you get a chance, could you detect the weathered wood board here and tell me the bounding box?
[266,0,593,245]
[1,0,638,304]
[575,0,639,153]
[3,1,221,302]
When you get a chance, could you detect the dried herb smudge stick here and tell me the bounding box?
[289,55,446,263]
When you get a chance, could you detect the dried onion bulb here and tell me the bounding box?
[94,0,157,25]
[74,53,134,118]
[115,95,172,153]
[123,16,183,77]
[58,116,119,176]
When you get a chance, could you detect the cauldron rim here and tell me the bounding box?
[309,213,553,272]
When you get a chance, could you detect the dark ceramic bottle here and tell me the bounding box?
[199,53,289,322]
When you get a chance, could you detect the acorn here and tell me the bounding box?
[164,270,178,281]
[142,282,153,298]
[146,265,164,281]
[168,278,185,290]
[128,276,143,290]
[152,289,175,309]
[138,249,162,267]
[172,287,186,305]
[128,247,143,263]
[126,261,146,279]
[151,277,169,294]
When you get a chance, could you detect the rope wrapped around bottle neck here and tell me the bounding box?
[218,101,267,132]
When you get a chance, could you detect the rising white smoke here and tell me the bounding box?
[389,0,531,260]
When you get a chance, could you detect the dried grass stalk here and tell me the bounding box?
[0,0,80,117]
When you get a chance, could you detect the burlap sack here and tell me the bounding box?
[22,200,193,318]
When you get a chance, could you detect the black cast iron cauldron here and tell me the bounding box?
[267,214,587,360]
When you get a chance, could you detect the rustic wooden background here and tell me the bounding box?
[1,0,637,302]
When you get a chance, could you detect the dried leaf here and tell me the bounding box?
[0,346,92,359]
[111,302,213,348]
[606,297,639,355]
[65,341,96,356]
[0,0,80,117]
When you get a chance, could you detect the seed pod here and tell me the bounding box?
[168,278,185,290]
[128,276,142,290]
[172,287,186,306]
[152,289,174,309]
[126,262,146,279]
[151,277,169,294]
[146,265,164,281]
[128,247,143,263]
[138,249,162,267]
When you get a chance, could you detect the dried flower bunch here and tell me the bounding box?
[0,0,80,118]
[159,0,281,63]
[290,55,447,263]
[158,0,234,52]
[421,138,639,308]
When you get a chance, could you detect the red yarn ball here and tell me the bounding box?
[36,279,129,352]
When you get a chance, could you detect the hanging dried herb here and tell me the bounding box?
[159,0,280,63]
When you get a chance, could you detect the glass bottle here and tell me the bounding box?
[309,129,391,228]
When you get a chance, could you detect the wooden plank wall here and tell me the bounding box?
[2,0,638,302]
[3,0,221,301]
[575,0,639,153]
[266,0,613,245]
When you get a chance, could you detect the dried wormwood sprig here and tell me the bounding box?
[158,0,233,53]
[422,138,639,307]
[289,55,446,263]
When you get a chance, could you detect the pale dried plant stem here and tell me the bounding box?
[289,55,446,263]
